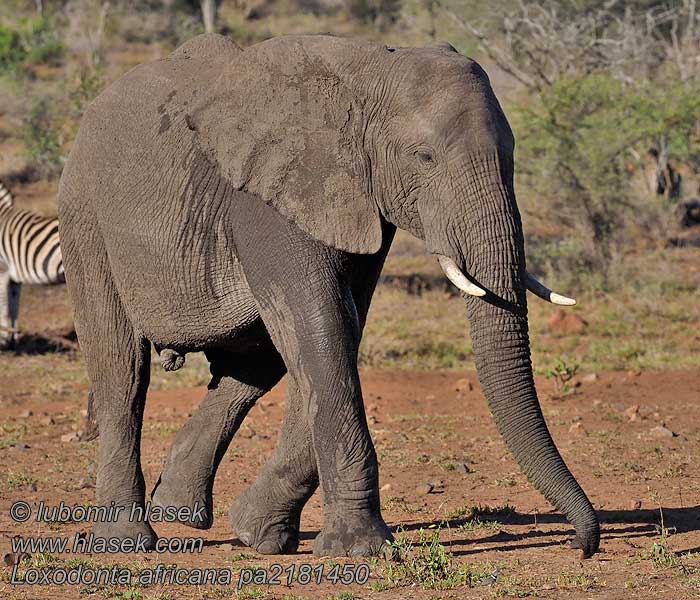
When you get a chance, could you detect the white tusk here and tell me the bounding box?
[437,255,486,297]
[525,271,577,306]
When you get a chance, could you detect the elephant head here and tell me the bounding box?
[191,34,599,556]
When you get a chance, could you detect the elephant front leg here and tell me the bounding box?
[230,379,319,553]
[234,222,392,557]
[151,347,285,529]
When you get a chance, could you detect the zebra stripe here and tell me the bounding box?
[0,180,13,208]
[0,181,64,285]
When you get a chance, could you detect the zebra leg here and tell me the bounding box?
[8,281,20,346]
[151,346,285,529]
[0,267,13,350]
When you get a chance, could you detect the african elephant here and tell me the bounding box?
[57,33,600,557]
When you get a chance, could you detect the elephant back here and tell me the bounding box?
[169,33,242,62]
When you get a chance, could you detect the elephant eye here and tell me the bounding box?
[415,150,433,164]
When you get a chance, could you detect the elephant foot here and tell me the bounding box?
[313,511,393,557]
[229,487,301,554]
[90,511,158,551]
[150,473,212,529]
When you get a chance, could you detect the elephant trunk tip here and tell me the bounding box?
[571,516,600,558]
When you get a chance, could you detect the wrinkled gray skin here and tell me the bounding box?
[58,34,599,558]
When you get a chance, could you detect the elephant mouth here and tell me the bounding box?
[435,254,577,306]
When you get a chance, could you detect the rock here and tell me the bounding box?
[425,394,436,401]
[568,422,587,435]
[455,378,474,392]
[60,431,80,443]
[76,478,94,490]
[582,373,599,384]
[624,404,640,422]
[627,369,642,378]
[3,550,29,567]
[547,309,587,334]
[380,483,392,492]
[221,543,235,552]
[415,483,434,495]
[239,427,255,439]
[650,425,676,439]
[18,410,33,418]
[630,499,642,510]
[592,399,602,407]
[80,409,88,418]
[455,463,471,474]
[429,480,445,490]
[40,416,55,426]
[368,415,379,425]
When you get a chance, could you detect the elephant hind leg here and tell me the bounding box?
[65,239,157,547]
[151,345,286,529]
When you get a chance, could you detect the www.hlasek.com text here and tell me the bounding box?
[11,533,203,555]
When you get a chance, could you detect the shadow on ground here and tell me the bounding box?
[9,329,78,355]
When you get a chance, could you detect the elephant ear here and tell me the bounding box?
[190,40,382,254]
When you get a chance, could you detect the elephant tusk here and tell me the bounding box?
[437,255,486,297]
[525,271,577,306]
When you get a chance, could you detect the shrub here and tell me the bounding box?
[513,72,700,286]
[21,96,64,180]
[0,17,64,73]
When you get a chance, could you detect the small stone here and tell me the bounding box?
[416,483,434,495]
[380,483,392,492]
[239,428,255,439]
[61,431,80,443]
[624,404,640,422]
[368,415,379,425]
[650,425,675,439]
[627,369,642,378]
[455,378,473,392]
[592,399,602,407]
[40,416,55,426]
[80,409,88,418]
[568,422,587,435]
[3,551,28,567]
[630,499,642,510]
[18,410,33,418]
[425,394,436,401]
[221,543,235,552]
[455,463,471,474]
[582,373,599,384]
[422,480,445,493]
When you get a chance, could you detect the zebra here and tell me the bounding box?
[0,180,186,367]
[0,179,64,349]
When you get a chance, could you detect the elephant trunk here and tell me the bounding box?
[453,155,599,556]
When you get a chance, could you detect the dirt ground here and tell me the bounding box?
[1,360,699,599]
